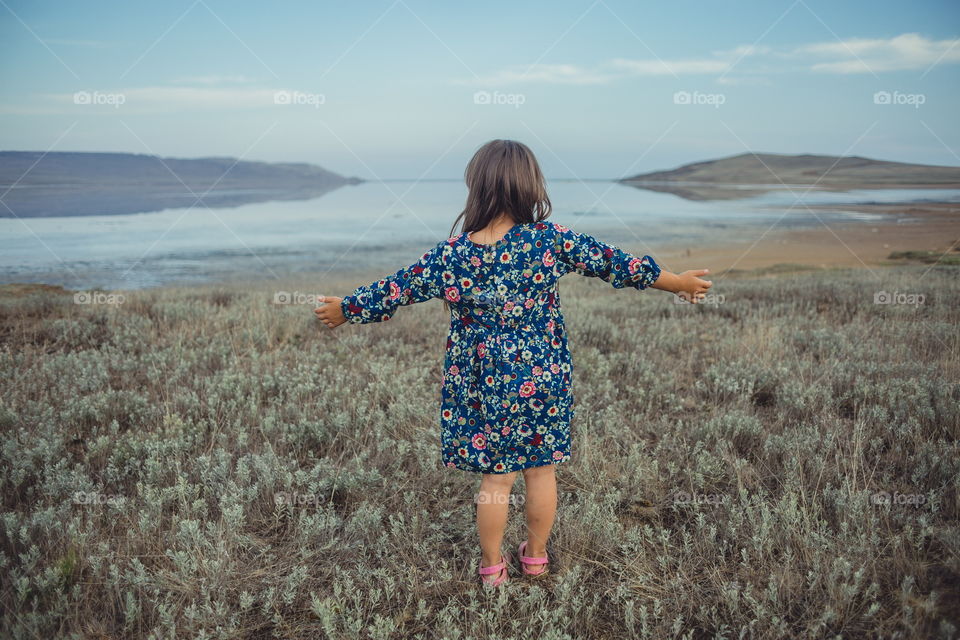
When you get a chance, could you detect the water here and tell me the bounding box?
[1,180,957,290]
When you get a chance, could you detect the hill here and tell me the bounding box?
[0,151,362,217]
[620,153,960,200]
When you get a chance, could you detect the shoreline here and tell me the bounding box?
[1,201,958,295]
[652,202,960,275]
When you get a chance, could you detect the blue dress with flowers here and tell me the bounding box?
[340,221,661,474]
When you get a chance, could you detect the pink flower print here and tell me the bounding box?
[543,250,555,267]
[388,281,401,300]
[472,433,486,449]
[519,381,536,397]
[445,287,460,302]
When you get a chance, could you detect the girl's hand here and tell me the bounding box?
[314,295,347,328]
[676,269,712,303]
[652,268,713,303]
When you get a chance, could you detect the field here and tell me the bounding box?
[1,264,958,639]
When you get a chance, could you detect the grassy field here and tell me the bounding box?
[0,264,958,639]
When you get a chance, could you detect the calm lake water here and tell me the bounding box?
[1,180,957,290]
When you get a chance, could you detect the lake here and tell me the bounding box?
[1,180,957,290]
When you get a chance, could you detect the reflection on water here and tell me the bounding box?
[1,180,957,290]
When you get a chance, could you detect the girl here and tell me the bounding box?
[314,140,712,587]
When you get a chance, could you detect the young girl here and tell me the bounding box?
[314,140,712,587]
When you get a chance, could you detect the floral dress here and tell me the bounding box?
[339,221,661,473]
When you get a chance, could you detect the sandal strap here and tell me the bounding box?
[519,541,549,565]
[478,552,509,575]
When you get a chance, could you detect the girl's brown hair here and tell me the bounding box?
[447,139,552,239]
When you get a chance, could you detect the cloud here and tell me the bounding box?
[463,33,960,85]
[462,63,615,85]
[796,32,960,73]
[608,58,730,75]
[171,74,259,85]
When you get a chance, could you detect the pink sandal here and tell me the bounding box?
[478,551,511,586]
[518,540,549,576]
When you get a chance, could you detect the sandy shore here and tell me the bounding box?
[655,202,960,274]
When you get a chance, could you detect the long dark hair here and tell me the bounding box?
[447,139,552,239]
[442,140,552,313]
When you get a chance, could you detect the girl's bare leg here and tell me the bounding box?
[476,471,518,568]
[521,464,556,556]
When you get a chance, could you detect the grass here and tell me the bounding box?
[887,249,960,266]
[0,264,958,639]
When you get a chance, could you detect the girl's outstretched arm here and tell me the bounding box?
[553,223,661,290]
[314,239,447,329]
[553,223,712,302]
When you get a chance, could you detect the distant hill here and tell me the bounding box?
[620,153,960,201]
[0,151,363,217]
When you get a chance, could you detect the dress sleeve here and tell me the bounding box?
[552,223,661,290]
[340,239,449,324]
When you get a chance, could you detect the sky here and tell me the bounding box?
[1,0,959,179]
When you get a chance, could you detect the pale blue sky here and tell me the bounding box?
[1,0,958,178]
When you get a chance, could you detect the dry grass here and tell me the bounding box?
[0,265,958,639]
